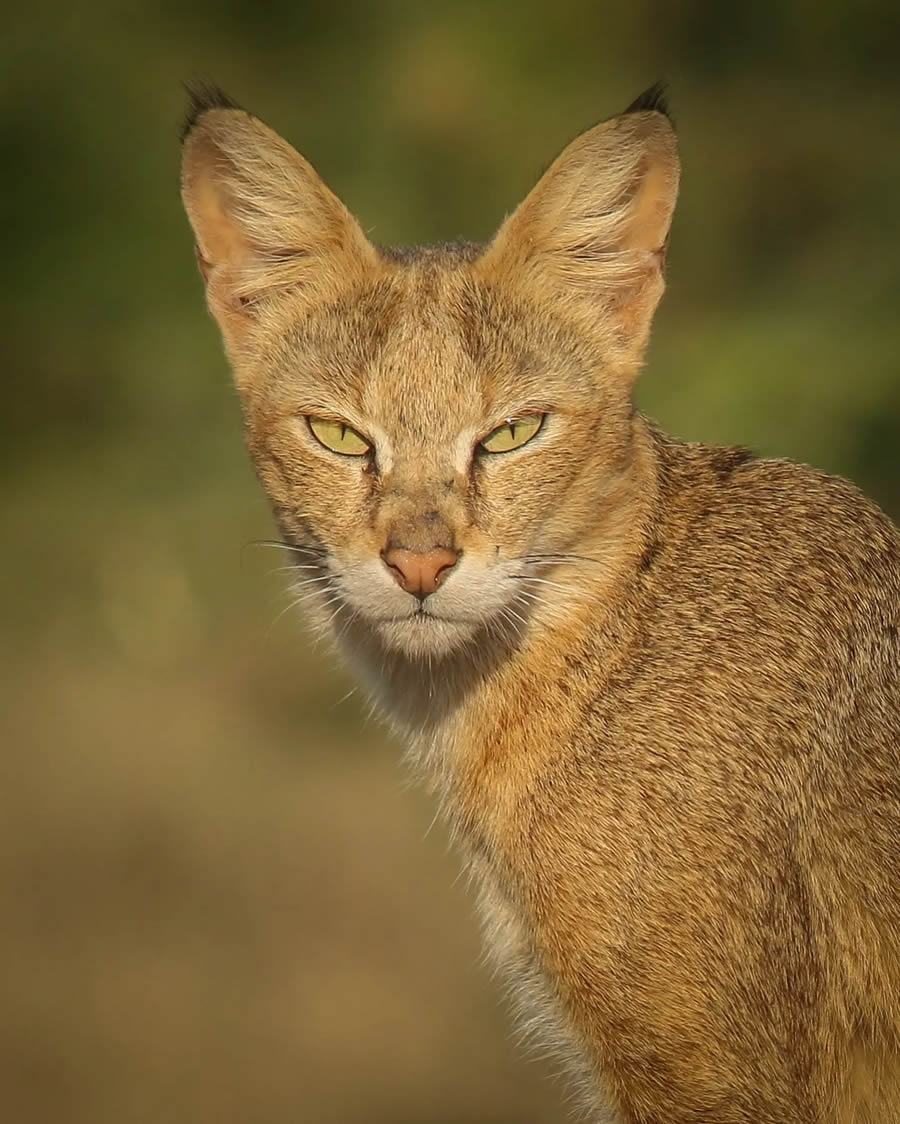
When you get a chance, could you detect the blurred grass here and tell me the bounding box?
[2,1,899,1120]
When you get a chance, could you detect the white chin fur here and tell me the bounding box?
[373,613,480,659]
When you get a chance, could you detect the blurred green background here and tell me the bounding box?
[2,2,899,1121]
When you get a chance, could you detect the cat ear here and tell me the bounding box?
[180,85,377,358]
[477,85,680,375]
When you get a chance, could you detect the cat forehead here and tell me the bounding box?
[377,240,484,266]
[268,256,561,413]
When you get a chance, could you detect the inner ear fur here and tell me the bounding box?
[180,97,376,355]
[476,101,680,371]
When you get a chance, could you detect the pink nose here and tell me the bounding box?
[382,547,459,599]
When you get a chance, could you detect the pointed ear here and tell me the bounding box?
[477,87,680,376]
[180,86,377,360]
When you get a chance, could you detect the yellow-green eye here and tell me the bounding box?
[307,417,371,457]
[480,414,544,454]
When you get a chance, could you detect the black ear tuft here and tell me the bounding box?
[624,81,671,121]
[180,81,242,142]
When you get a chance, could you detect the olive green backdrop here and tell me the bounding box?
[2,2,898,1121]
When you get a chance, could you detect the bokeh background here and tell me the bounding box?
[3,2,899,1121]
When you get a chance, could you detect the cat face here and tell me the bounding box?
[241,256,637,658]
[180,88,678,660]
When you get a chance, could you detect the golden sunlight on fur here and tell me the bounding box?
[181,83,900,1124]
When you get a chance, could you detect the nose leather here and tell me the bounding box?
[382,546,459,599]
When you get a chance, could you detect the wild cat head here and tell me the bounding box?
[180,84,679,660]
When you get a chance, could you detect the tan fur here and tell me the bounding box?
[181,90,900,1123]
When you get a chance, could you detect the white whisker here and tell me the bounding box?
[512,575,570,592]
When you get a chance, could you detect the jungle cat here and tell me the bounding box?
[180,84,900,1123]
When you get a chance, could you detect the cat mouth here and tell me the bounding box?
[362,603,479,629]
[415,604,443,619]
[379,607,465,625]
[373,607,482,658]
